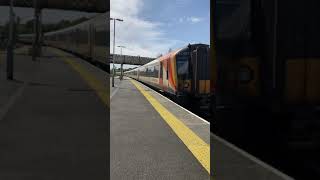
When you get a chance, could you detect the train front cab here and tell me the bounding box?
[188,44,213,111]
[158,44,212,109]
[214,0,320,151]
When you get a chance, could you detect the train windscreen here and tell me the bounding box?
[215,0,253,56]
[176,51,190,79]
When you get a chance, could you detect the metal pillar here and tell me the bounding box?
[112,19,115,87]
[120,63,123,80]
[6,0,14,80]
[110,18,123,87]
[32,0,41,61]
[118,45,125,80]
[38,9,42,55]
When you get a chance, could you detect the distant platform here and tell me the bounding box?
[0,46,294,179]
[0,46,108,179]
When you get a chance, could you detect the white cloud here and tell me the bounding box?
[110,0,181,57]
[187,17,202,23]
[177,16,203,24]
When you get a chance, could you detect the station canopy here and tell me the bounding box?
[0,0,108,13]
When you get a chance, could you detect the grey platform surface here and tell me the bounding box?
[111,77,295,180]
[110,77,210,180]
[211,133,295,180]
[110,76,121,99]
[0,47,108,180]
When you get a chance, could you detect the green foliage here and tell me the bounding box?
[1,16,91,36]
[0,16,90,48]
[42,17,90,33]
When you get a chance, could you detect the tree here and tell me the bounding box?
[71,17,89,25]
[16,17,91,35]
[156,53,162,58]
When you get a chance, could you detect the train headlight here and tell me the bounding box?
[238,66,253,83]
[184,81,189,89]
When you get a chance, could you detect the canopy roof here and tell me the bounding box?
[0,0,108,12]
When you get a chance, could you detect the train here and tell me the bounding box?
[213,0,320,178]
[125,44,214,111]
[19,13,109,69]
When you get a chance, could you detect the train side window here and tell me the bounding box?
[152,67,155,78]
[154,65,159,78]
[160,63,163,78]
[149,67,151,77]
[166,63,169,80]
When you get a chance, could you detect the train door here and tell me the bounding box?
[191,45,210,96]
[214,0,259,106]
[278,0,320,105]
[160,61,164,90]
[165,60,169,90]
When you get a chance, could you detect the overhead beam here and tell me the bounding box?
[110,54,155,66]
[0,0,108,12]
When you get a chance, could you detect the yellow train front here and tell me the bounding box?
[126,44,213,111]
[213,0,320,171]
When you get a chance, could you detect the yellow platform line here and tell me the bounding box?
[130,79,210,174]
[52,49,109,107]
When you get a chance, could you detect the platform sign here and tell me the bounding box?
[0,0,108,12]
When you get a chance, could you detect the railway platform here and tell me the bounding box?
[211,133,294,180]
[111,76,294,180]
[0,46,295,180]
[110,76,210,179]
[0,46,108,179]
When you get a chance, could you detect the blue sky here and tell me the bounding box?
[110,0,210,58]
[140,0,210,45]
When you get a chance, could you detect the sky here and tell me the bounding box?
[110,0,210,58]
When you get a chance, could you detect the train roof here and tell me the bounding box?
[19,12,108,38]
[125,43,209,73]
[45,12,108,36]
[143,43,209,65]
